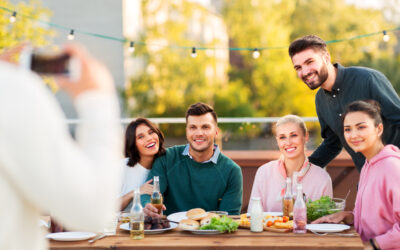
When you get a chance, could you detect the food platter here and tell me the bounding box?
[120,222,178,234]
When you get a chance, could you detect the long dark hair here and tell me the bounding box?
[124,118,166,167]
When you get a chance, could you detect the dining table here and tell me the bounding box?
[48,222,365,250]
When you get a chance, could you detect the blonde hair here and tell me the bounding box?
[275,114,307,136]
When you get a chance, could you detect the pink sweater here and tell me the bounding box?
[248,159,332,212]
[354,145,400,249]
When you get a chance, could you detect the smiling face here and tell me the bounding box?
[343,111,383,156]
[135,124,160,158]
[186,113,218,153]
[276,122,308,160]
[291,48,330,90]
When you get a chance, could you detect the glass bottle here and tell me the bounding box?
[292,172,299,200]
[150,176,163,215]
[250,197,263,232]
[282,177,293,218]
[130,189,144,240]
[293,184,307,233]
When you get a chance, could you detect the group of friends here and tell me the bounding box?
[1,35,400,250]
[120,36,400,249]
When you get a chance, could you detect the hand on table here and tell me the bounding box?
[311,211,354,225]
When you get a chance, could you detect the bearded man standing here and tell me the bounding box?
[142,102,243,216]
[289,35,400,172]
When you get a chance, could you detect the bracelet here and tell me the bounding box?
[369,239,379,250]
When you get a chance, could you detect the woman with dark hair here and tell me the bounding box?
[120,118,165,211]
[313,100,400,249]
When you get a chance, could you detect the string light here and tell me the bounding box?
[67,29,75,40]
[191,47,197,58]
[9,11,16,23]
[252,48,260,59]
[382,30,390,42]
[128,41,135,53]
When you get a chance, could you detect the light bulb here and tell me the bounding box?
[191,47,197,58]
[383,31,390,42]
[68,29,75,40]
[129,41,135,53]
[252,48,260,59]
[9,11,16,23]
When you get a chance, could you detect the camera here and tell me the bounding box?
[20,47,80,81]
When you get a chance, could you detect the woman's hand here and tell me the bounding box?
[311,211,354,225]
[140,179,153,195]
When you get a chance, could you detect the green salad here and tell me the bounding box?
[199,216,239,233]
[306,196,338,222]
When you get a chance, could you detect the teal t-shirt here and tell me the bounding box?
[141,145,243,215]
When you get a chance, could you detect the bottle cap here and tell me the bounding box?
[251,197,261,201]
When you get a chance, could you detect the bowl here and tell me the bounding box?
[306,197,345,222]
[207,211,228,216]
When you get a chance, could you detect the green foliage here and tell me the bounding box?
[0,0,55,51]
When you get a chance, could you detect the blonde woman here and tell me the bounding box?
[248,115,333,212]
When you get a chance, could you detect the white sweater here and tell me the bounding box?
[0,62,123,250]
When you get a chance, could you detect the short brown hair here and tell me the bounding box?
[185,102,218,123]
[289,35,327,58]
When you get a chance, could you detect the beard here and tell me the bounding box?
[302,62,329,90]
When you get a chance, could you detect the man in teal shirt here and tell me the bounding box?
[142,102,243,216]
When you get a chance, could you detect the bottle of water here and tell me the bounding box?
[250,197,263,232]
[130,189,144,239]
[293,184,307,233]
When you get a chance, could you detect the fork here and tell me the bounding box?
[309,230,357,237]
[88,234,106,243]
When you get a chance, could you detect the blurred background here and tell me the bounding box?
[3,0,400,150]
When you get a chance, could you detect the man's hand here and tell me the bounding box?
[143,203,166,218]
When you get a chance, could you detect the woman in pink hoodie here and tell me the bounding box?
[248,115,332,213]
[313,100,400,249]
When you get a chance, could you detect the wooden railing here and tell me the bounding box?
[223,150,359,213]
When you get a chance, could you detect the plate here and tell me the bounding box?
[167,211,187,222]
[119,222,178,234]
[45,232,96,241]
[182,229,224,235]
[246,212,283,217]
[306,224,351,233]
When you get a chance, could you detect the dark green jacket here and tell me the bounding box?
[309,63,400,171]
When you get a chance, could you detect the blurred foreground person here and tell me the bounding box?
[0,44,123,250]
[313,100,400,249]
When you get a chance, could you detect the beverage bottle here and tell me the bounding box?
[282,177,293,218]
[292,172,299,200]
[250,197,263,232]
[150,176,163,215]
[293,184,307,234]
[130,189,144,240]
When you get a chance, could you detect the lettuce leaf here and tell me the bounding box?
[199,216,239,233]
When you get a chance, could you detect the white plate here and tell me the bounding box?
[166,211,188,222]
[246,212,283,217]
[46,232,96,241]
[119,222,178,234]
[306,224,351,233]
[183,229,224,235]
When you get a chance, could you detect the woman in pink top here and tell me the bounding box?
[248,115,332,213]
[314,100,400,249]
